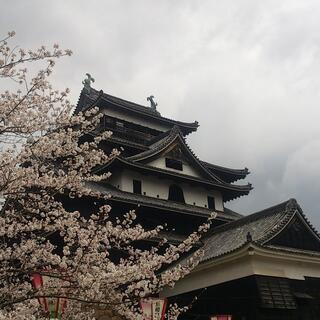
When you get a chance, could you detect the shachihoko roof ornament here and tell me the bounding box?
[147,95,158,110]
[82,73,95,94]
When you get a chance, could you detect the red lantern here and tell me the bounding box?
[31,270,68,319]
[140,298,167,320]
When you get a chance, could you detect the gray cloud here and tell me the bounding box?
[1,0,320,227]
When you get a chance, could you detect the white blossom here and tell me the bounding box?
[0,32,212,320]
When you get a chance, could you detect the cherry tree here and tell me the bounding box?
[0,32,211,320]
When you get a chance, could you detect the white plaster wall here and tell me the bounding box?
[161,253,320,297]
[148,157,201,178]
[251,255,320,280]
[102,108,171,132]
[108,172,123,190]
[182,184,224,211]
[109,169,224,211]
[162,256,254,297]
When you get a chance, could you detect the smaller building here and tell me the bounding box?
[165,199,320,319]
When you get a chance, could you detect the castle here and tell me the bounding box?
[76,87,320,319]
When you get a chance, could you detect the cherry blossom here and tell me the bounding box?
[0,32,212,320]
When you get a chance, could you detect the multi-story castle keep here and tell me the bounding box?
[76,87,320,320]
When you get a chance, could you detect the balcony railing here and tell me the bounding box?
[100,122,154,145]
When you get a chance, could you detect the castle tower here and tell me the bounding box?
[76,87,320,320]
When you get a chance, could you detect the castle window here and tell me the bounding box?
[165,158,183,171]
[168,184,185,203]
[133,180,142,194]
[207,196,215,210]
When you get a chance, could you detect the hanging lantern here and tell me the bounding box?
[31,270,68,319]
[140,298,167,320]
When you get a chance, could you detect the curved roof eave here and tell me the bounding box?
[127,126,230,185]
[199,241,320,267]
[200,160,250,183]
[95,156,252,202]
[75,89,199,134]
[200,198,320,263]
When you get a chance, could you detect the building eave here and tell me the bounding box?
[94,157,252,202]
[128,126,228,185]
[87,182,237,222]
[198,242,320,273]
[75,89,199,135]
[200,160,250,183]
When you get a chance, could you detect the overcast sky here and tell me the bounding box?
[2,0,320,227]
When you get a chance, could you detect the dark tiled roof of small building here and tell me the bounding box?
[201,199,320,262]
[75,88,199,135]
[223,207,243,218]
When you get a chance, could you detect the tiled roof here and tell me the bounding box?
[128,126,182,161]
[87,182,240,221]
[201,199,320,262]
[128,126,225,184]
[87,88,162,116]
[200,161,249,183]
[128,127,250,187]
[223,207,243,218]
[75,88,199,134]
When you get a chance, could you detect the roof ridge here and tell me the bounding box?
[86,88,199,130]
[258,198,320,245]
[257,210,295,245]
[127,128,178,161]
[290,200,320,239]
[204,199,293,237]
[147,130,172,146]
[99,89,161,115]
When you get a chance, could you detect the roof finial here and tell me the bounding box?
[82,73,95,94]
[246,231,252,242]
[286,198,298,212]
[147,95,158,110]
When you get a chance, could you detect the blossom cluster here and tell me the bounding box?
[0,32,212,320]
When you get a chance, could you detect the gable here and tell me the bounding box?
[145,142,205,178]
[127,127,226,184]
[266,214,320,252]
